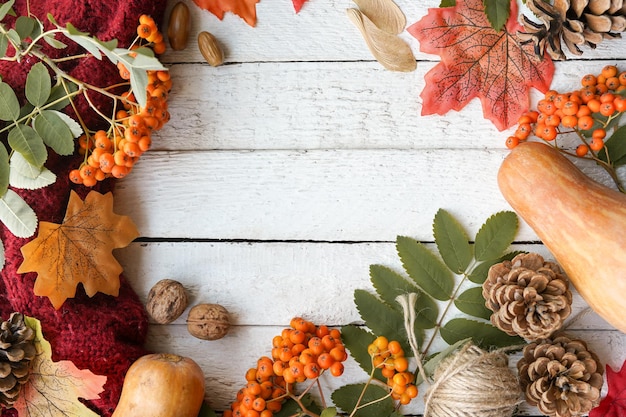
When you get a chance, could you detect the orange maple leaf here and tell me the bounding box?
[17,190,139,310]
[193,0,260,27]
[14,317,107,417]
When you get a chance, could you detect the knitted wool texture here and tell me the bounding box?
[0,0,166,415]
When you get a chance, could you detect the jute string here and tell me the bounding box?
[396,294,523,417]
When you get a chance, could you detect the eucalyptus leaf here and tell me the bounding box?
[15,15,36,40]
[467,251,524,284]
[433,208,472,273]
[331,384,394,417]
[474,211,518,262]
[483,0,510,32]
[0,81,20,121]
[370,265,438,328]
[0,0,15,21]
[0,143,8,196]
[0,189,37,238]
[33,110,74,155]
[396,235,454,300]
[47,81,78,110]
[8,124,47,167]
[455,287,492,320]
[25,62,51,107]
[354,289,411,353]
[440,318,523,350]
[341,325,377,375]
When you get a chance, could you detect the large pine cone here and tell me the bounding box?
[482,253,572,341]
[0,313,36,407]
[517,335,604,417]
[518,0,626,60]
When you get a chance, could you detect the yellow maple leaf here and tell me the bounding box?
[14,317,107,417]
[17,190,139,309]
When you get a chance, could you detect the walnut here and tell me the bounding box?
[145,279,189,324]
[187,303,230,340]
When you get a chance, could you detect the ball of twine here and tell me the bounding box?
[423,343,522,417]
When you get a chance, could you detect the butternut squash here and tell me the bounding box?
[112,353,205,417]
[498,141,626,332]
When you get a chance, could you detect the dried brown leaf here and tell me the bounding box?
[352,0,406,34]
[348,8,416,72]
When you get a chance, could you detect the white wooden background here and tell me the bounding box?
[112,0,626,415]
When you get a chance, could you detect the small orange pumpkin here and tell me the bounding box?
[112,353,205,417]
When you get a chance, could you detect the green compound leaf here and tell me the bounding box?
[369,265,438,329]
[0,143,8,196]
[33,110,74,155]
[433,208,472,274]
[474,211,518,262]
[467,251,524,284]
[332,384,394,417]
[8,124,47,168]
[483,0,510,32]
[416,337,471,384]
[47,81,78,110]
[600,124,626,167]
[341,325,377,375]
[397,236,454,300]
[454,287,492,320]
[25,62,51,107]
[440,318,523,350]
[9,160,56,191]
[10,151,42,179]
[0,81,20,121]
[0,189,37,238]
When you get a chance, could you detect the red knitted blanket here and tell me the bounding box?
[0,0,167,415]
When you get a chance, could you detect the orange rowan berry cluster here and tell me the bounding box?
[506,64,626,156]
[223,317,348,417]
[69,14,171,187]
[368,336,418,406]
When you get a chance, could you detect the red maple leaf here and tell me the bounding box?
[590,360,626,417]
[193,0,260,26]
[407,0,554,131]
[292,0,308,13]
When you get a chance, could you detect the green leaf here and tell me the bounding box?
[474,211,518,262]
[275,395,320,417]
[64,27,102,59]
[433,208,472,273]
[454,287,492,320]
[0,81,20,121]
[0,33,8,58]
[354,289,411,353]
[467,251,524,284]
[0,143,8,196]
[8,124,47,167]
[397,236,454,300]
[599,124,626,166]
[0,189,37,238]
[25,62,51,107]
[341,325,377,375]
[47,81,78,110]
[33,110,74,155]
[439,0,455,6]
[129,67,149,108]
[15,15,36,40]
[483,0,510,32]
[9,162,56,190]
[43,34,67,49]
[0,0,15,21]
[6,28,20,47]
[10,151,41,179]
[0,239,4,271]
[440,318,523,350]
[331,384,394,417]
[416,337,471,384]
[321,408,338,417]
[197,402,217,417]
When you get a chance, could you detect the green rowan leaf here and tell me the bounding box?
[483,0,510,32]
[0,143,9,196]
[321,408,338,417]
[25,62,51,107]
[599,124,626,166]
[397,236,454,300]
[47,81,78,110]
[474,211,518,262]
[341,325,377,375]
[454,287,492,320]
[0,189,37,238]
[467,251,524,284]
[439,0,455,6]
[15,15,36,40]
[354,289,411,352]
[440,318,523,350]
[33,110,74,155]
[8,124,47,167]
[0,81,20,121]
[9,164,55,190]
[433,208,472,273]
[0,0,15,21]
[416,337,471,384]
[10,151,41,179]
[331,384,394,417]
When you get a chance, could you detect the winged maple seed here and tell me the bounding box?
[17,191,139,309]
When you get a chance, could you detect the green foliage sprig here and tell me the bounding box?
[332,209,524,417]
[0,0,165,267]
[439,0,516,32]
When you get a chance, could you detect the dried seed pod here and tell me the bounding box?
[146,279,189,324]
[187,303,230,340]
[197,31,224,67]
[167,2,191,51]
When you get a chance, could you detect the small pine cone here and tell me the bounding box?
[517,335,604,417]
[0,313,36,407]
[482,253,572,341]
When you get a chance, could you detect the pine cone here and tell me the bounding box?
[517,335,604,417]
[482,253,572,341]
[518,0,626,60]
[0,313,36,407]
